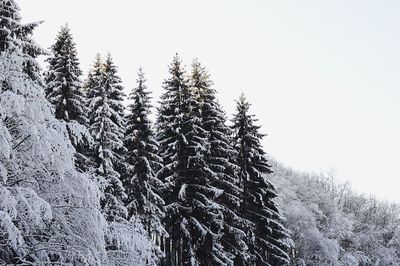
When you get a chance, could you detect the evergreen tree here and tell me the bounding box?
[190,60,251,264]
[0,0,44,81]
[85,55,162,266]
[123,68,165,236]
[157,54,227,265]
[87,54,127,223]
[44,25,92,172]
[45,25,87,123]
[85,54,103,99]
[231,94,291,265]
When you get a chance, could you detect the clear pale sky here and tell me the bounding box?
[19,0,400,203]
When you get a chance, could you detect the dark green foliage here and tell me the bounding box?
[123,68,166,235]
[86,54,127,222]
[232,94,291,265]
[190,59,251,264]
[45,25,87,124]
[157,55,227,265]
[44,25,92,172]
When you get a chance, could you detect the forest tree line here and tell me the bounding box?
[0,1,291,265]
[43,22,292,265]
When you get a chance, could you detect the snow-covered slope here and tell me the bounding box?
[270,161,400,265]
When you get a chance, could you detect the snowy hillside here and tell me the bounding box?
[270,162,400,265]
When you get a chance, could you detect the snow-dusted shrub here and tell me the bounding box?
[106,219,161,266]
[270,160,400,266]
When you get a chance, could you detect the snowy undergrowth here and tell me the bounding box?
[270,161,400,266]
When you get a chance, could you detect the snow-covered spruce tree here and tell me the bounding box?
[190,60,251,264]
[87,54,127,223]
[0,0,108,264]
[123,68,166,236]
[85,55,159,265]
[84,53,103,103]
[231,94,291,266]
[157,54,228,265]
[44,25,86,124]
[44,25,92,172]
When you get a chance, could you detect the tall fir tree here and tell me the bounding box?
[44,25,92,172]
[123,68,166,236]
[190,60,252,264]
[157,55,227,265]
[84,55,160,266]
[231,94,291,265]
[44,25,87,124]
[86,54,127,223]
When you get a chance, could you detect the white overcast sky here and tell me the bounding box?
[19,0,400,203]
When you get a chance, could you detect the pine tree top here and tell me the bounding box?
[50,25,77,55]
[232,93,273,182]
[128,67,152,110]
[125,68,155,147]
[163,53,188,92]
[103,54,126,105]
[190,58,214,90]
[0,0,45,81]
[92,53,103,71]
[85,54,103,97]
[233,93,266,141]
